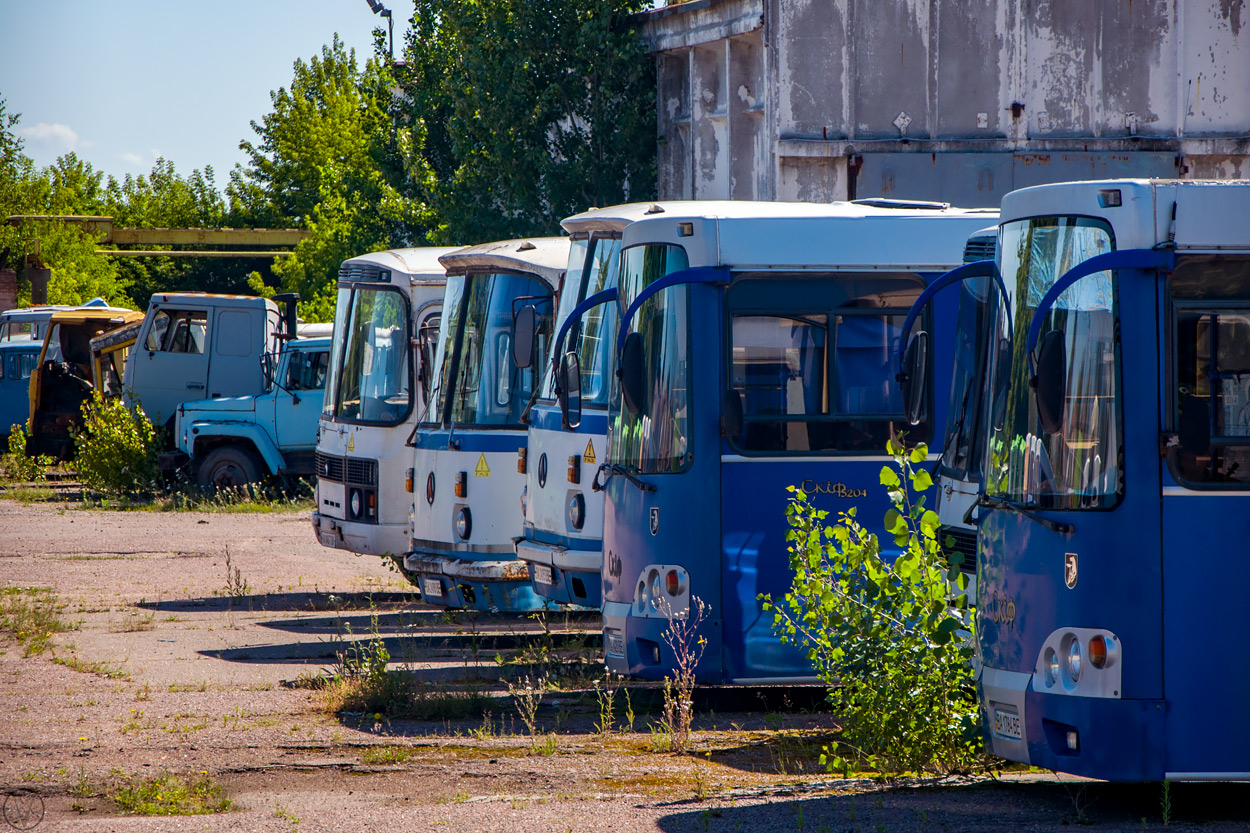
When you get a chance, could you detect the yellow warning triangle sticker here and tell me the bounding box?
[583,439,596,465]
[474,453,490,477]
[347,433,355,452]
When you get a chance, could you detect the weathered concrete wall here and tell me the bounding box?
[640,0,1250,205]
[0,270,16,312]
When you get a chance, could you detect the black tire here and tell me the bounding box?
[196,446,262,490]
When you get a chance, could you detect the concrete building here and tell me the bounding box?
[638,0,1250,206]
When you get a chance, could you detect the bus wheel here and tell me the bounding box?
[197,446,261,490]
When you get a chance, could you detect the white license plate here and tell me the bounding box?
[605,628,625,658]
[993,707,1022,740]
[532,564,555,585]
[422,577,442,598]
[318,531,338,549]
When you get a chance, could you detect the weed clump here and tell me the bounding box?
[72,394,159,498]
[762,440,982,776]
[1,424,51,483]
[110,772,231,816]
[0,586,71,656]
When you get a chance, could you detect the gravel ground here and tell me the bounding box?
[2,498,1249,832]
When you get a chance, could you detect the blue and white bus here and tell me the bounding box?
[597,200,998,683]
[407,238,569,612]
[975,179,1250,781]
[313,247,459,562]
[517,203,685,609]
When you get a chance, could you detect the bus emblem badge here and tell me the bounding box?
[650,507,660,536]
[1064,553,1078,589]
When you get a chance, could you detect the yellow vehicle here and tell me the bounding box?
[28,307,142,458]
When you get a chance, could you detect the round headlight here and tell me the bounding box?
[456,506,472,540]
[350,489,362,518]
[568,493,585,530]
[649,569,662,602]
[1067,638,1082,682]
[1044,647,1059,688]
[426,472,436,506]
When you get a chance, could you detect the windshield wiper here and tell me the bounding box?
[974,494,1074,534]
[592,463,656,494]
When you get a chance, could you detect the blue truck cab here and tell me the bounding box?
[163,336,332,487]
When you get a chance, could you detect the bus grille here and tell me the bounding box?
[938,524,978,574]
[316,452,345,483]
[347,458,378,486]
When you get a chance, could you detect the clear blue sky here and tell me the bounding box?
[1,0,392,186]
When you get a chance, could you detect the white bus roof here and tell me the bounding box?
[438,237,570,287]
[999,178,1250,252]
[560,201,710,236]
[339,246,461,285]
[1,298,130,321]
[620,200,1000,272]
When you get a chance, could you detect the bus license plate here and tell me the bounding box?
[533,564,554,585]
[422,577,442,598]
[319,531,338,549]
[605,628,625,658]
[993,707,1022,740]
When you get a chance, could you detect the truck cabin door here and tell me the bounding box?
[138,307,210,428]
[275,347,331,450]
[208,309,265,400]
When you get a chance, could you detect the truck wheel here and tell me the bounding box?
[196,446,262,490]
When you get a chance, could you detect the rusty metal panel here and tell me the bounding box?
[777,155,847,203]
[1011,152,1179,189]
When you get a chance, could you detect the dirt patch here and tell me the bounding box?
[2,500,1249,831]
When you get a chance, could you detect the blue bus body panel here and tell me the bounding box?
[0,345,40,438]
[721,456,901,680]
[523,404,608,607]
[602,283,724,680]
[978,262,1165,777]
[1023,691,1167,780]
[1162,488,1250,775]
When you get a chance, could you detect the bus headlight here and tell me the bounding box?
[456,507,472,540]
[1066,639,1082,682]
[1044,647,1060,688]
[350,489,362,518]
[426,473,436,506]
[567,493,585,530]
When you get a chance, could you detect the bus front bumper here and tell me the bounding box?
[515,539,601,609]
[980,663,1166,781]
[404,552,548,613]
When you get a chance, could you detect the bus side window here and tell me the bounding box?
[1173,308,1250,484]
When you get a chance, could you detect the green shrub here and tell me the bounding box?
[761,439,981,776]
[72,395,159,498]
[2,423,51,483]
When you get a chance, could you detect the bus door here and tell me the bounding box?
[603,253,725,680]
[981,231,1166,777]
[719,274,936,682]
[1160,254,1250,775]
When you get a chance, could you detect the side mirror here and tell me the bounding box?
[720,389,744,440]
[512,305,537,369]
[900,331,928,426]
[619,330,646,416]
[1033,329,1066,434]
[1178,395,1211,454]
[558,351,582,429]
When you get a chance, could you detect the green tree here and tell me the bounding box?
[234,37,435,320]
[403,0,656,243]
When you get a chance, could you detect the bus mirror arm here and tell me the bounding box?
[593,463,656,494]
[976,494,1074,535]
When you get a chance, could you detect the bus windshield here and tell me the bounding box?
[574,237,623,408]
[432,272,554,428]
[608,244,691,473]
[940,277,1001,479]
[326,286,411,425]
[987,216,1119,509]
